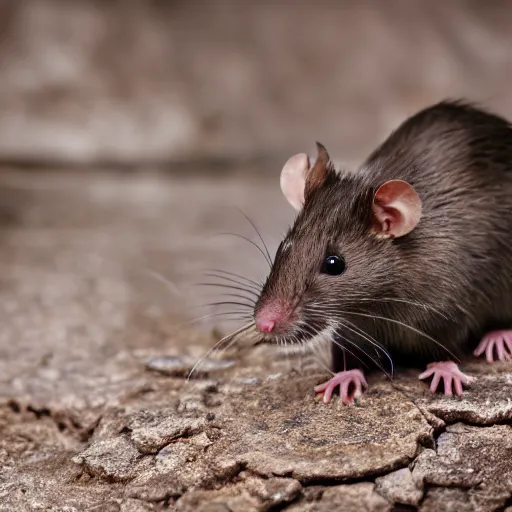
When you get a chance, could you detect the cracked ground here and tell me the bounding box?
[0,169,510,512]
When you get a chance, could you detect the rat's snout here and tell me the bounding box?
[254,300,293,334]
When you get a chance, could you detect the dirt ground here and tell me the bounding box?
[0,168,510,511]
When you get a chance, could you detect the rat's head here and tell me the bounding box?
[254,143,422,346]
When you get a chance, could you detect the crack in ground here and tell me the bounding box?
[5,399,100,442]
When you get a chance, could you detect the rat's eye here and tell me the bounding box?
[321,255,346,275]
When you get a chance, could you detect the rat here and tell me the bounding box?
[252,100,512,404]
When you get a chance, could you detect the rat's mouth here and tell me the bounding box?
[255,315,332,347]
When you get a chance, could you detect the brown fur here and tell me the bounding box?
[255,100,512,372]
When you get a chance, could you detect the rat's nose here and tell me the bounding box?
[255,301,290,333]
[256,318,275,333]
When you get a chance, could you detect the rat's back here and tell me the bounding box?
[361,100,512,342]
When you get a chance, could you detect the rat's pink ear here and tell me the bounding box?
[372,180,422,238]
[280,153,310,211]
[280,143,333,211]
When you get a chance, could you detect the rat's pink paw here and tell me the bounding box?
[418,361,475,396]
[473,330,512,363]
[314,369,368,405]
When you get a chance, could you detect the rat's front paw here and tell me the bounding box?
[418,360,475,396]
[314,369,368,405]
[474,329,512,363]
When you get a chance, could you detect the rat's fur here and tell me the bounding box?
[255,100,512,372]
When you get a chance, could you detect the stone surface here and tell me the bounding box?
[0,169,511,511]
[413,423,512,512]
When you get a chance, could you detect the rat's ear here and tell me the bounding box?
[280,153,310,211]
[280,143,334,211]
[304,142,333,201]
[371,180,422,238]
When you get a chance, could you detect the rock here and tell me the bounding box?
[243,476,302,508]
[413,423,512,512]
[127,409,206,454]
[375,467,424,506]
[73,437,146,482]
[287,483,391,512]
[420,487,474,512]
[126,440,242,503]
[420,373,512,425]
[119,500,157,512]
[211,377,433,481]
[175,477,301,512]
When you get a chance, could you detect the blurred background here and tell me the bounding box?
[1,0,512,372]
[1,0,512,168]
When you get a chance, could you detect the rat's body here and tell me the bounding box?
[253,101,512,402]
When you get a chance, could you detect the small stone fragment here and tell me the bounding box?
[175,487,260,512]
[420,487,474,512]
[128,409,205,454]
[287,482,391,512]
[244,476,302,508]
[375,467,424,506]
[120,499,157,512]
[126,471,186,503]
[73,437,143,482]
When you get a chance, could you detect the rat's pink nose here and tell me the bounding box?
[256,318,275,333]
[255,301,291,333]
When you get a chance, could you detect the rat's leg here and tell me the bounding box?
[314,369,368,405]
[418,361,475,396]
[473,330,512,363]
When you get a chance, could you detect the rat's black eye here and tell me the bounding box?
[321,255,346,275]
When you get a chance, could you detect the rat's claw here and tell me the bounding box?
[419,361,475,397]
[474,330,512,363]
[314,369,368,405]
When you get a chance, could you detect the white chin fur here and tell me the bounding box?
[275,325,335,360]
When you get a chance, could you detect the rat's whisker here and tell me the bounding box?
[197,300,255,310]
[343,310,460,363]
[357,297,448,320]
[302,309,393,377]
[337,318,394,377]
[203,272,262,294]
[144,269,182,296]
[302,313,391,377]
[203,292,256,306]
[332,330,392,379]
[305,302,445,363]
[187,322,254,381]
[300,325,337,375]
[215,232,271,268]
[185,311,253,326]
[325,333,370,374]
[205,269,263,289]
[196,282,260,298]
[236,208,273,265]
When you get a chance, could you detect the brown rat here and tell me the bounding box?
[253,100,512,403]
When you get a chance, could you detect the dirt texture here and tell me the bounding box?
[0,169,510,511]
